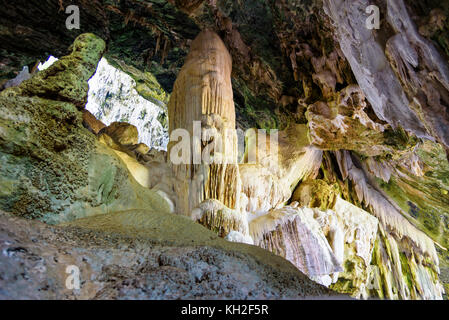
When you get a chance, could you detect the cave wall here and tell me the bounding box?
[2,0,449,299]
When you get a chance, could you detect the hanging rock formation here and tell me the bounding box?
[334,150,444,299]
[167,30,241,216]
[323,0,449,153]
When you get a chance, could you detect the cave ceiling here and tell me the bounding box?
[1,0,332,130]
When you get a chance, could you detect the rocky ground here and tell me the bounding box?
[0,210,339,299]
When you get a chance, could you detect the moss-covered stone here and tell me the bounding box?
[108,58,170,106]
[0,34,171,223]
[291,179,339,211]
[6,33,106,108]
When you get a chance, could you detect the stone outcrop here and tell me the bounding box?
[0,34,172,224]
[323,0,449,153]
[8,33,106,109]
[98,122,139,147]
[249,197,379,295]
[306,85,411,157]
[327,197,379,298]
[292,179,339,211]
[334,150,444,299]
[82,109,106,134]
[322,0,429,140]
[250,206,343,287]
[86,58,169,150]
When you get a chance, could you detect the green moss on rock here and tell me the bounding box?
[0,34,171,224]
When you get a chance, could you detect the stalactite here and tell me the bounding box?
[167,30,240,216]
[334,150,439,266]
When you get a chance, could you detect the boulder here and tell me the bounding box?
[98,122,139,147]
[82,109,106,134]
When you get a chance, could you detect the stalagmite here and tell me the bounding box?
[167,30,240,216]
[2,0,449,301]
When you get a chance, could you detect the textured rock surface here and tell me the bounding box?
[193,199,249,238]
[292,179,339,211]
[99,122,139,147]
[0,34,171,224]
[249,198,379,296]
[333,150,444,299]
[250,206,343,286]
[240,125,322,217]
[168,30,241,215]
[322,0,429,139]
[7,33,106,109]
[323,0,449,152]
[306,85,414,157]
[82,109,106,134]
[0,210,339,299]
[326,197,379,298]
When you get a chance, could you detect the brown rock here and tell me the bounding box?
[82,110,106,134]
[99,122,139,147]
[292,179,339,211]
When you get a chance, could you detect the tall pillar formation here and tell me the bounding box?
[168,30,240,215]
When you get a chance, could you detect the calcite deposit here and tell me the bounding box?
[168,30,241,216]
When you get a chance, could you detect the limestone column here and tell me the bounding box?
[167,29,240,215]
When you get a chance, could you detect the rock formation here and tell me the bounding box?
[0,209,337,299]
[249,197,379,297]
[239,125,322,216]
[323,0,449,151]
[1,0,449,301]
[0,34,172,224]
[86,58,169,150]
[82,109,106,134]
[167,30,241,215]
